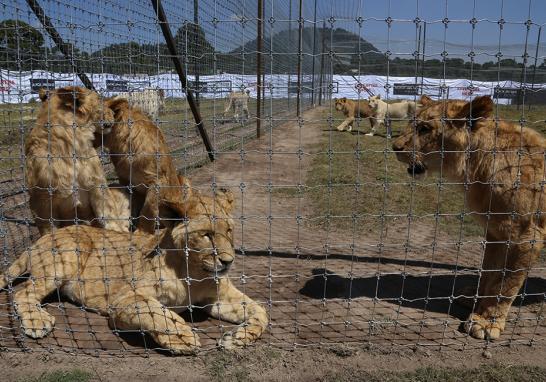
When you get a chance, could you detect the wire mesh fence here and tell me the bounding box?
[0,0,546,356]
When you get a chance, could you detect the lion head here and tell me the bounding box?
[164,185,236,278]
[368,94,381,110]
[40,86,115,134]
[334,97,348,112]
[392,96,494,179]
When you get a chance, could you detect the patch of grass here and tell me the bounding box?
[17,369,92,382]
[323,364,546,382]
[207,351,250,382]
[306,105,546,238]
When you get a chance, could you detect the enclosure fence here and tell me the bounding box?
[0,0,546,355]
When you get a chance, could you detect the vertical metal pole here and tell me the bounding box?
[26,0,95,90]
[310,0,317,105]
[256,0,263,138]
[530,26,542,110]
[193,0,200,106]
[287,0,292,111]
[151,0,214,161]
[318,20,326,106]
[420,22,426,92]
[296,0,303,117]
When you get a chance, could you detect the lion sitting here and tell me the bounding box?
[334,97,374,132]
[368,95,418,137]
[1,186,268,354]
[393,95,546,340]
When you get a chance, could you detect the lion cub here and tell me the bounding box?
[334,97,374,132]
[393,95,546,340]
[1,186,268,354]
[101,97,188,233]
[26,86,130,235]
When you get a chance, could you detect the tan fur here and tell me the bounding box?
[392,96,546,340]
[368,95,419,136]
[223,90,250,120]
[1,188,268,354]
[26,86,130,235]
[101,97,190,233]
[334,97,374,132]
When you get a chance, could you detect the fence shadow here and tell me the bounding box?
[299,268,546,320]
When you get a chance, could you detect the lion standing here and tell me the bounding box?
[223,89,250,121]
[393,95,546,340]
[334,97,374,132]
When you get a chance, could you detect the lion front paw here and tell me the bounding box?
[155,332,201,355]
[218,326,262,349]
[464,313,504,340]
[336,126,345,132]
[19,308,56,339]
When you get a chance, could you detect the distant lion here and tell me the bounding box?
[393,95,546,340]
[113,88,165,120]
[26,86,130,235]
[334,97,373,132]
[0,187,268,354]
[223,90,250,121]
[368,95,419,136]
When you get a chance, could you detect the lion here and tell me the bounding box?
[26,86,130,236]
[392,95,546,340]
[368,95,418,136]
[334,97,374,132]
[0,186,268,354]
[223,90,250,121]
[102,97,189,233]
[112,88,165,120]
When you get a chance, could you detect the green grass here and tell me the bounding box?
[324,364,546,382]
[300,104,546,239]
[17,369,92,382]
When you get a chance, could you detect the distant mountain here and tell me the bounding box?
[224,27,383,74]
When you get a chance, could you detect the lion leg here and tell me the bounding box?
[88,185,130,232]
[205,278,268,349]
[110,293,200,355]
[136,188,160,234]
[336,116,354,132]
[464,234,542,340]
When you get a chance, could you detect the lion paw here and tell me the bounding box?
[336,126,345,132]
[365,132,374,136]
[218,328,260,349]
[464,313,504,340]
[19,309,56,339]
[155,332,201,355]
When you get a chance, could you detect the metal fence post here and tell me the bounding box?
[151,0,214,161]
[296,0,303,117]
[256,0,263,138]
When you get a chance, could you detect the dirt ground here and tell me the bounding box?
[1,106,546,380]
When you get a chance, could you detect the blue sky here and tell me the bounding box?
[3,0,545,63]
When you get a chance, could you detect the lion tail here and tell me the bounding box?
[0,252,29,289]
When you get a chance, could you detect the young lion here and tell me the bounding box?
[223,90,250,121]
[26,86,130,235]
[334,97,374,132]
[102,97,188,233]
[368,95,418,136]
[392,95,546,340]
[1,187,268,354]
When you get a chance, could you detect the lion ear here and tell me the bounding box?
[454,96,494,130]
[106,97,129,114]
[419,95,434,106]
[341,97,347,102]
[138,228,170,257]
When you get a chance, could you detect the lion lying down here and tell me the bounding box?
[1,187,268,354]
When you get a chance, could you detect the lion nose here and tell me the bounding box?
[219,257,233,267]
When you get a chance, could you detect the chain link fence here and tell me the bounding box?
[0,0,545,355]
